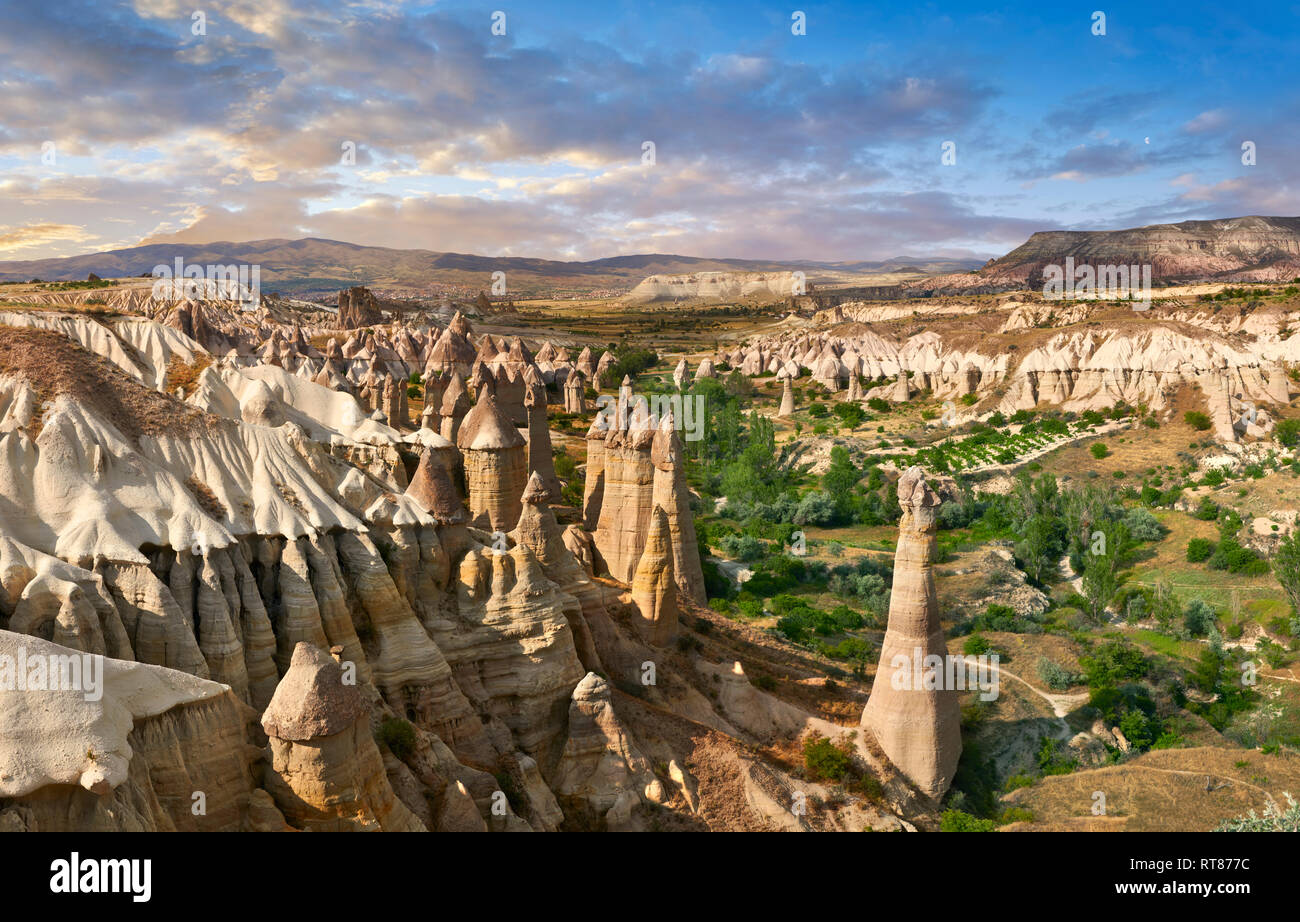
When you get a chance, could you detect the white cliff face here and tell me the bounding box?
[626,271,802,304]
[739,306,1296,441]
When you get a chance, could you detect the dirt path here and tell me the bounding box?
[1109,765,1279,809]
[1059,554,1083,594]
[960,655,1088,738]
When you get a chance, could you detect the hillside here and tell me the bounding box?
[916,216,1300,293]
[0,238,980,300]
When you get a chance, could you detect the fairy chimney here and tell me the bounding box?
[778,374,796,418]
[631,505,678,646]
[859,467,961,800]
[524,382,563,501]
[456,391,528,532]
[564,370,586,414]
[439,371,471,442]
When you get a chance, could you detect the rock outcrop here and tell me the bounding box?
[0,629,264,831]
[338,286,384,329]
[551,672,662,829]
[261,643,426,831]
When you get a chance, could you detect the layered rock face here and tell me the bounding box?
[626,270,802,304]
[737,317,1297,441]
[0,310,808,835]
[860,467,961,800]
[261,643,425,831]
[921,215,1300,291]
[0,320,613,832]
[0,629,266,831]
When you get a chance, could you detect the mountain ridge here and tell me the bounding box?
[0,237,980,298]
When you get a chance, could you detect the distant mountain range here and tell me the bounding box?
[0,237,981,299]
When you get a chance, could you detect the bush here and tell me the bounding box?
[1122,507,1162,541]
[793,491,838,526]
[1183,598,1217,637]
[832,402,866,427]
[718,533,766,562]
[963,634,991,656]
[803,733,852,782]
[1208,538,1268,575]
[1215,794,1300,831]
[1184,411,1212,431]
[1186,537,1215,562]
[1276,418,1300,447]
[1090,442,1109,459]
[940,809,996,832]
[1036,657,1077,691]
[376,718,417,760]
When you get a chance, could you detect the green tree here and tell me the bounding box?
[822,445,860,521]
[1080,519,1129,622]
[1016,514,1060,585]
[1273,531,1300,617]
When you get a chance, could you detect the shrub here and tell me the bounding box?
[1036,657,1077,691]
[1193,497,1220,520]
[793,491,837,526]
[1122,507,1162,541]
[1208,538,1268,575]
[1186,537,1215,562]
[1276,418,1300,447]
[940,809,996,832]
[1183,598,1217,637]
[1090,442,1109,459]
[963,634,991,656]
[376,718,417,760]
[803,733,852,782]
[832,402,866,427]
[1215,794,1300,831]
[1184,411,1212,431]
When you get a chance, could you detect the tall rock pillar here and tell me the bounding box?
[650,411,706,604]
[524,382,563,500]
[860,466,961,800]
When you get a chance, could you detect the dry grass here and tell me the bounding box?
[1003,746,1300,831]
[164,353,213,398]
[184,475,227,520]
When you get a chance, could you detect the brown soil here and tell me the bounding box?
[0,326,208,444]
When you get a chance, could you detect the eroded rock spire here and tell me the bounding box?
[859,466,961,800]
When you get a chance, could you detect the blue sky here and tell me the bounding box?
[0,0,1296,262]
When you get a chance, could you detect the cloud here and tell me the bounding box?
[0,0,1290,263]
[0,222,98,255]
